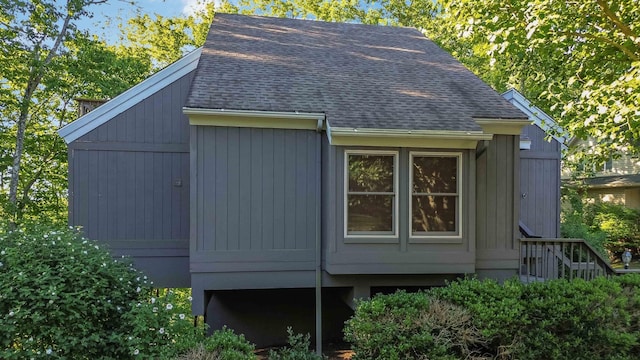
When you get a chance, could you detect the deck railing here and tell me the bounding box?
[520,238,617,282]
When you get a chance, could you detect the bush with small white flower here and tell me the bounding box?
[0,223,154,359]
[121,288,207,359]
[0,223,254,359]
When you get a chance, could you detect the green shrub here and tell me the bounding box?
[122,288,207,359]
[560,212,608,258]
[124,290,260,359]
[269,327,324,360]
[430,278,524,358]
[201,326,256,360]
[347,277,640,360]
[0,223,213,359]
[0,223,152,359]
[561,200,640,259]
[175,326,256,360]
[344,290,488,360]
[613,273,640,351]
[592,203,640,256]
[176,344,224,360]
[517,278,635,360]
[0,223,260,359]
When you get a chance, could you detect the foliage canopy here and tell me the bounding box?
[0,0,152,225]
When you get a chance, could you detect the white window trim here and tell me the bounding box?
[344,150,399,239]
[409,151,463,240]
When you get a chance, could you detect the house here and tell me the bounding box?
[58,14,561,346]
[563,138,640,209]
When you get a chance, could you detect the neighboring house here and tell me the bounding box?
[502,88,564,238]
[59,14,561,346]
[563,138,640,209]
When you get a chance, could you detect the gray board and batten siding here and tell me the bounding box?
[189,126,321,314]
[502,88,563,239]
[189,126,320,269]
[68,72,194,288]
[520,124,561,238]
[476,135,522,280]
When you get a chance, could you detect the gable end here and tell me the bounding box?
[58,48,202,144]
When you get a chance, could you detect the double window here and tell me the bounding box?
[345,150,461,239]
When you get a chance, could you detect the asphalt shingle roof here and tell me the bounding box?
[584,174,640,188]
[186,14,527,131]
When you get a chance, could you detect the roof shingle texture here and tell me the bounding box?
[186,14,527,131]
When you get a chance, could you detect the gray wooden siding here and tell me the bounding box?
[190,126,320,273]
[75,73,193,144]
[476,135,520,271]
[322,146,476,275]
[520,124,561,237]
[67,72,194,288]
[521,124,560,153]
[69,149,189,241]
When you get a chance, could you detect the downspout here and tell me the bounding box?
[315,117,324,356]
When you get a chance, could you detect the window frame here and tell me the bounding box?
[603,157,613,172]
[409,151,463,240]
[343,150,399,240]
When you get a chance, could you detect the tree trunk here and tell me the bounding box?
[6,5,74,228]
[7,85,36,228]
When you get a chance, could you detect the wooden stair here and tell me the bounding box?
[519,238,616,282]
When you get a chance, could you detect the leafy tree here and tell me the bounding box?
[121,0,237,69]
[0,0,152,225]
[427,0,639,164]
[239,0,384,23]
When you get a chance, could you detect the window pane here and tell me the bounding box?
[412,157,457,194]
[412,196,456,233]
[348,154,394,193]
[348,194,393,233]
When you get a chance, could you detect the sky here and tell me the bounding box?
[78,0,216,44]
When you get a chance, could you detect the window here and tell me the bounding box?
[410,152,461,237]
[345,151,398,237]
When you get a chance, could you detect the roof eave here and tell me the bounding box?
[474,117,532,136]
[327,124,492,149]
[502,88,570,147]
[183,107,326,130]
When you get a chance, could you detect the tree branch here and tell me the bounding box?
[17,143,61,218]
[18,167,44,214]
[596,0,640,45]
[559,30,639,62]
[42,6,73,69]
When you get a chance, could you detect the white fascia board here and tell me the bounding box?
[326,123,492,149]
[502,88,570,148]
[326,125,492,140]
[184,108,326,130]
[183,107,326,121]
[58,47,203,144]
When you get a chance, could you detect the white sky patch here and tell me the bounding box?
[181,0,218,15]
